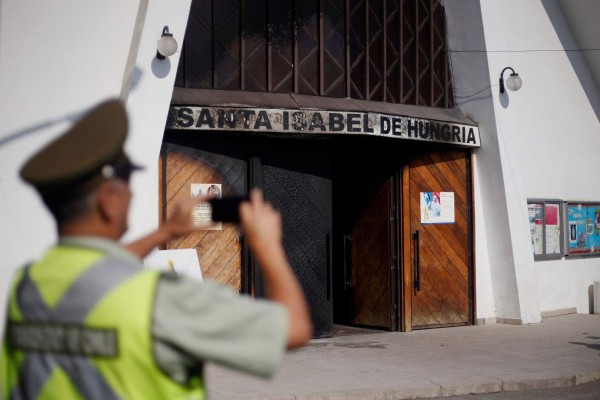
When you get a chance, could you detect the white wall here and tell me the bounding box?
[0,0,191,330]
[445,0,516,322]
[124,1,191,242]
[480,0,600,317]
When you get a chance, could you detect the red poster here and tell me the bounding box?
[545,205,558,225]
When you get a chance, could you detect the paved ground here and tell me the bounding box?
[206,314,600,399]
[430,379,600,399]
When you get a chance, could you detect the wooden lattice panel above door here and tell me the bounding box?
[176,0,454,108]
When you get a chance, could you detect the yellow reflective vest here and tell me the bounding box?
[1,245,204,400]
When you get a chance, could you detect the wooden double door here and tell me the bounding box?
[333,140,473,331]
[161,132,472,335]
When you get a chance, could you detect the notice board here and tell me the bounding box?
[566,202,600,256]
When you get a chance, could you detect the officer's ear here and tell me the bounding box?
[96,180,129,224]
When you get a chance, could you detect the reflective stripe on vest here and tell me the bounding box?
[9,258,139,400]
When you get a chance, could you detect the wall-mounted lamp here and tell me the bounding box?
[156,26,178,60]
[499,67,522,94]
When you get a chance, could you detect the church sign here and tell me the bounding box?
[167,106,480,148]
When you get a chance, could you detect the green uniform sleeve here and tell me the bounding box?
[151,275,288,384]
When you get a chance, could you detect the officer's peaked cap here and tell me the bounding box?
[20,98,141,198]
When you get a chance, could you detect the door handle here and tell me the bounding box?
[412,230,421,291]
[240,233,250,294]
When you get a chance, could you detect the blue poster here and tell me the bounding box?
[589,207,600,251]
[567,203,600,255]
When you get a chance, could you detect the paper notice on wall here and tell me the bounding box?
[144,249,202,281]
[528,203,543,255]
[544,203,561,255]
[420,192,455,224]
[191,183,222,230]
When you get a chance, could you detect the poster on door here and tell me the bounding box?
[191,183,222,230]
[420,192,455,224]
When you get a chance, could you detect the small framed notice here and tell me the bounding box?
[191,183,222,230]
[420,192,455,224]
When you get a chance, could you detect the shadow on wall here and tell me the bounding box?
[0,111,85,148]
[0,67,144,148]
[151,56,171,79]
[541,0,600,122]
[499,91,510,109]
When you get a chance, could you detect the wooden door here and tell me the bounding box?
[404,148,472,330]
[333,138,400,331]
[161,142,248,291]
[344,176,398,329]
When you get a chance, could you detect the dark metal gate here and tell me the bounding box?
[259,140,333,338]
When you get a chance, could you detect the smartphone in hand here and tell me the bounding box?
[209,196,248,223]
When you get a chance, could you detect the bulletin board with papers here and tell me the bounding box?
[527,199,563,260]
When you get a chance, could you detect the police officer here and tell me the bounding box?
[1,99,312,399]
